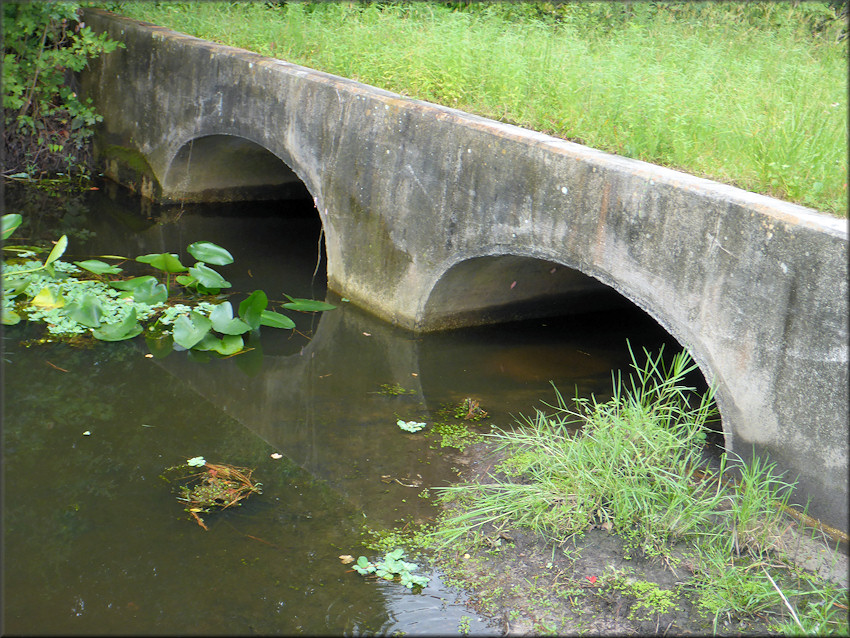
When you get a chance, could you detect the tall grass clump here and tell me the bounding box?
[112,1,847,216]
[431,345,726,556]
[429,343,848,632]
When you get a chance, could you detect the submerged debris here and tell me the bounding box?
[162,458,262,530]
[457,397,488,421]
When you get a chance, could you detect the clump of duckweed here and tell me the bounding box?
[429,398,489,451]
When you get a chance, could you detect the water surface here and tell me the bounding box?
[3,185,677,634]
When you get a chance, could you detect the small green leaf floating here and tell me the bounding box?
[2,309,22,326]
[208,302,251,335]
[110,276,168,304]
[4,276,33,296]
[31,287,64,309]
[194,332,244,356]
[174,274,197,288]
[63,294,105,328]
[398,420,427,433]
[109,275,159,292]
[215,333,245,356]
[283,294,337,312]
[260,310,296,329]
[131,278,169,305]
[349,549,429,589]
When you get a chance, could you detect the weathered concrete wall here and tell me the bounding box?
[79,9,848,532]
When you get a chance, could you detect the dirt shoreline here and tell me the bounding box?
[429,441,848,636]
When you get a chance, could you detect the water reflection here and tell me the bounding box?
[3,184,676,635]
[151,286,672,527]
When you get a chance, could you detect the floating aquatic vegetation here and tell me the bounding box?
[397,420,427,433]
[455,397,488,421]
[161,458,263,531]
[346,548,430,590]
[428,398,490,451]
[2,214,335,355]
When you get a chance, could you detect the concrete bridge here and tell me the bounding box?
[80,9,848,531]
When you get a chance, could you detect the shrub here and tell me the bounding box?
[3,2,122,179]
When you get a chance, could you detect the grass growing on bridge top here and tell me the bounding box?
[111,1,848,216]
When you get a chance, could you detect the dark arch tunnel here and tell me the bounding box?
[417,254,725,455]
[163,134,312,204]
[155,133,330,349]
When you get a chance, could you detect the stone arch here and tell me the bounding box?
[420,251,727,445]
[161,134,311,204]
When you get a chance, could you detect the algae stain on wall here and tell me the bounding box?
[101,145,162,201]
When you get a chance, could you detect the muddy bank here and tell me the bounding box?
[428,441,848,636]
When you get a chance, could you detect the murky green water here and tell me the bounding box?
[3,184,678,635]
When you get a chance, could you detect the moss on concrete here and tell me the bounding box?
[100,144,162,201]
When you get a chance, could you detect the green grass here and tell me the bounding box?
[431,345,727,553]
[111,1,847,216]
[427,344,849,633]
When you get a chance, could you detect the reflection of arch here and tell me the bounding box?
[163,134,310,203]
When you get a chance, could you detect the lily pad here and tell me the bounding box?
[209,302,251,335]
[260,310,296,329]
[31,287,65,309]
[74,259,123,275]
[173,311,213,349]
[2,309,22,325]
[137,252,187,273]
[92,308,144,341]
[109,275,159,291]
[63,294,105,328]
[187,241,234,265]
[2,214,22,240]
[282,294,337,312]
[109,276,167,304]
[187,262,230,290]
[2,276,33,297]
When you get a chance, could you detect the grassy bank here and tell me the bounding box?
[111,1,847,216]
[422,347,848,634]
